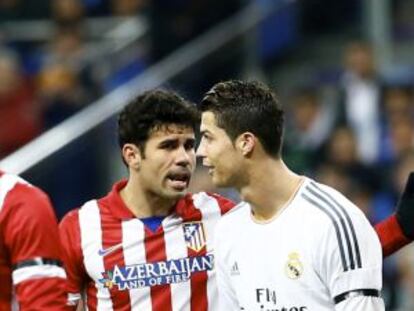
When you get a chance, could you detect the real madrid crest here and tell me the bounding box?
[285,252,303,279]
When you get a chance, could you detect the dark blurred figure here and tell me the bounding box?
[149,0,243,100]
[0,48,42,158]
[37,62,90,128]
[110,0,147,16]
[321,126,379,192]
[52,0,85,25]
[0,0,50,21]
[284,87,335,174]
[378,86,414,166]
[150,0,241,61]
[336,41,383,165]
[300,0,360,34]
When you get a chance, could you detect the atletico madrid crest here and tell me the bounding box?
[182,222,206,252]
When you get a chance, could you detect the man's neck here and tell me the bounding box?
[239,159,303,221]
[120,179,176,218]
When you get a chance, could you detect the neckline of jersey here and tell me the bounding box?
[249,176,306,225]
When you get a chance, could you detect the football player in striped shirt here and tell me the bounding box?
[197,80,385,310]
[59,90,234,310]
[0,171,67,310]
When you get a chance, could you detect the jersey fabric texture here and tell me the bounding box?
[215,177,385,311]
[59,180,234,310]
[0,171,67,310]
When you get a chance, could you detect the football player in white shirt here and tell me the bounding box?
[196,80,385,311]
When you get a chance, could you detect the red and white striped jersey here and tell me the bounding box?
[59,180,234,310]
[0,171,67,310]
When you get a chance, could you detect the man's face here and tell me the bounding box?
[196,111,242,188]
[138,124,196,200]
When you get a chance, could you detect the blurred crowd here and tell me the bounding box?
[1,1,414,310]
[0,0,242,158]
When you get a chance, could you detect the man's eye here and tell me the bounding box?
[185,140,195,150]
[160,141,177,149]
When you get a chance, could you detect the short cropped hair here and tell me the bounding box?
[200,80,284,157]
[118,89,199,152]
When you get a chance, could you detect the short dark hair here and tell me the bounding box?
[200,80,284,157]
[118,89,199,151]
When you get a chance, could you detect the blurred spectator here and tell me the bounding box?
[382,86,414,124]
[322,126,379,191]
[37,62,91,128]
[378,86,414,166]
[45,23,87,71]
[36,22,100,99]
[110,0,147,16]
[149,0,243,100]
[284,87,335,173]
[393,0,414,40]
[0,48,42,158]
[52,0,85,25]
[337,41,382,165]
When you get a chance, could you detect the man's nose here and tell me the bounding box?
[196,141,205,158]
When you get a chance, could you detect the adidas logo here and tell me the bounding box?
[230,262,240,276]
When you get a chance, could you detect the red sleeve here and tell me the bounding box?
[59,209,87,309]
[207,192,236,215]
[2,183,66,310]
[375,214,411,257]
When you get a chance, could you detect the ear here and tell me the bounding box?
[236,132,256,156]
[122,143,142,170]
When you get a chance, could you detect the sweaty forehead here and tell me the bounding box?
[149,123,195,138]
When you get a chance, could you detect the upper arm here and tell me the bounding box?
[3,183,67,309]
[316,208,383,308]
[335,296,384,311]
[59,209,86,307]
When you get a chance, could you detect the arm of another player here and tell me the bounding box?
[375,172,414,257]
[3,183,67,309]
[214,220,240,311]
[59,209,87,310]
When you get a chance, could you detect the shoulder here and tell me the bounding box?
[0,174,56,225]
[60,199,100,231]
[1,173,50,211]
[192,192,235,208]
[300,179,367,223]
[216,202,249,231]
[179,192,236,217]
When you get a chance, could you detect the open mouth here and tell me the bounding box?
[166,171,191,190]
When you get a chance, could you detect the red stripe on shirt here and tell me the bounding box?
[100,209,131,310]
[86,280,98,310]
[206,192,235,215]
[186,199,208,311]
[145,228,173,311]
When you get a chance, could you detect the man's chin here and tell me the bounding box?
[165,188,188,199]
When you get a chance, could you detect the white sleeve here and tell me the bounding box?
[214,221,239,311]
[336,296,385,311]
[313,195,385,309]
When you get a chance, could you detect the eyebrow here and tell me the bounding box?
[200,130,211,136]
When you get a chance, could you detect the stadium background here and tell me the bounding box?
[0,0,414,309]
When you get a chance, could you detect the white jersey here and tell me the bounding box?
[214,178,384,311]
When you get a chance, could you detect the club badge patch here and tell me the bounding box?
[183,222,206,252]
[285,252,304,279]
